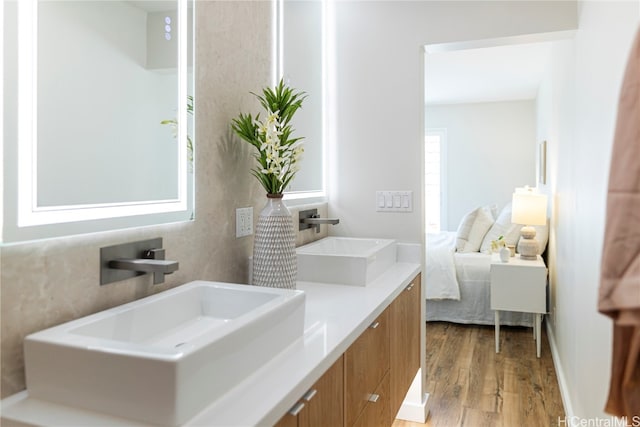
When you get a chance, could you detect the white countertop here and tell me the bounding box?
[2,252,421,427]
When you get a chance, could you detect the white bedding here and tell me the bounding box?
[425,232,460,300]
[454,252,491,283]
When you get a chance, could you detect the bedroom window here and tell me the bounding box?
[425,129,447,232]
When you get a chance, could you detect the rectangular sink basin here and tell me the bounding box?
[24,281,305,426]
[296,237,397,286]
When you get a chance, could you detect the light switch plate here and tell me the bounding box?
[376,191,413,212]
[236,207,253,238]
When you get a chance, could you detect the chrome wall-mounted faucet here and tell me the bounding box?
[100,238,179,285]
[299,208,340,233]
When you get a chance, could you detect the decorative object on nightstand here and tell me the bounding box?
[511,187,548,260]
[490,235,506,253]
[499,246,510,262]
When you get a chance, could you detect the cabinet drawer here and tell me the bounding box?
[490,266,546,313]
[352,371,391,427]
[390,274,421,415]
[345,307,390,426]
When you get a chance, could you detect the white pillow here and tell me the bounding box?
[480,203,522,254]
[488,204,499,220]
[534,220,550,254]
[456,206,495,253]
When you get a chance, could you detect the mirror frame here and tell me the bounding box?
[16,0,190,229]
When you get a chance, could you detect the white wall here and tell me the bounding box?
[328,0,577,242]
[426,101,536,231]
[537,0,639,419]
[536,38,575,336]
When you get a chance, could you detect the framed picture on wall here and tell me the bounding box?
[539,140,547,185]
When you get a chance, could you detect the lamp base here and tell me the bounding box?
[517,226,539,260]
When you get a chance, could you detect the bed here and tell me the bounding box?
[425,203,548,327]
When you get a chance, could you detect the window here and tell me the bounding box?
[425,129,447,232]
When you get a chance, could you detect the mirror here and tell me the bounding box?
[281,0,325,196]
[2,0,194,243]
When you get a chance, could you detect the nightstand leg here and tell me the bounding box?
[535,313,542,358]
[495,311,500,353]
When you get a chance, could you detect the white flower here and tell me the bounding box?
[231,80,306,194]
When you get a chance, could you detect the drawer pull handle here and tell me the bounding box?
[368,393,380,403]
[406,283,414,291]
[288,402,305,416]
[302,388,317,401]
[369,321,380,329]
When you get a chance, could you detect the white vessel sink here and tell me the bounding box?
[24,281,305,426]
[296,237,397,286]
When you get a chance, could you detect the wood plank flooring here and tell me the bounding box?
[393,322,565,427]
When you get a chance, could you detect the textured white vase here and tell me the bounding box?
[252,194,297,289]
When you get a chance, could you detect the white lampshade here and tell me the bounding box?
[511,188,548,226]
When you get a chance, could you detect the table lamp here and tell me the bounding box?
[511,187,548,260]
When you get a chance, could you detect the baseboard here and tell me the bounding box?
[396,393,430,423]
[546,320,575,418]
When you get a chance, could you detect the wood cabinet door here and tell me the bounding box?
[273,410,298,427]
[344,307,390,426]
[390,274,421,415]
[274,355,344,427]
[299,355,344,427]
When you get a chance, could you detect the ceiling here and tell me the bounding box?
[425,41,554,105]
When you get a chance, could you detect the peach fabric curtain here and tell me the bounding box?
[599,26,640,418]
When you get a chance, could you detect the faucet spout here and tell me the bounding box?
[108,258,179,285]
[299,209,341,233]
[100,238,179,286]
[108,259,179,275]
[301,217,340,226]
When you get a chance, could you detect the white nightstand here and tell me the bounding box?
[490,254,548,358]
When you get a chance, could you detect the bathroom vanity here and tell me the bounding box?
[274,273,421,427]
[1,243,423,426]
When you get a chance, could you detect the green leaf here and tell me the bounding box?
[230,78,307,194]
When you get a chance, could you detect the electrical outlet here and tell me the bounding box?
[236,207,253,238]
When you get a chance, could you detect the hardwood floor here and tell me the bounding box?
[394,322,565,427]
